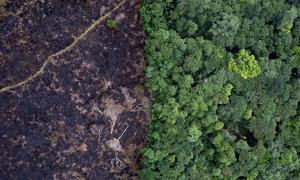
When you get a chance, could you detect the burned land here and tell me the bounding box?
[0,0,149,179]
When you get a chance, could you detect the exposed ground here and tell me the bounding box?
[0,0,150,179]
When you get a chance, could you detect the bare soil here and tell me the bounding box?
[0,0,150,179]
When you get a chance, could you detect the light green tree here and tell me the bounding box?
[228,49,261,79]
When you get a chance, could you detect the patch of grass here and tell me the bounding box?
[107,19,117,29]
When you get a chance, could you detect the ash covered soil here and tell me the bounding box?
[0,0,150,179]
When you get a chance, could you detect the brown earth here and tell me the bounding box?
[0,0,150,179]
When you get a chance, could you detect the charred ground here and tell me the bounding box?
[0,0,149,179]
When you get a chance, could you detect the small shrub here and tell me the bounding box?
[106,19,117,30]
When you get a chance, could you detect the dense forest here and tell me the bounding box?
[140,0,300,179]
